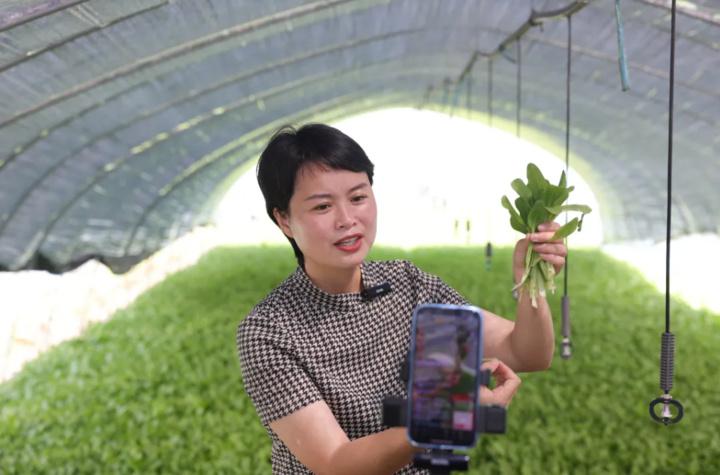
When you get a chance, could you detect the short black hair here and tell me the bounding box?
[256,123,374,268]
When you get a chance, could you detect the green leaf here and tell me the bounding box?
[542,184,569,209]
[501,195,513,211]
[545,205,561,215]
[515,197,531,221]
[526,163,549,194]
[550,217,579,240]
[545,204,592,216]
[511,179,532,200]
[501,195,521,219]
[527,200,549,232]
[511,215,529,233]
[559,170,567,188]
[561,204,592,214]
[555,187,570,207]
[502,196,528,233]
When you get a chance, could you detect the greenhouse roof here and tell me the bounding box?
[0,0,718,273]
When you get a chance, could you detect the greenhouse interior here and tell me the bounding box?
[1,1,718,473]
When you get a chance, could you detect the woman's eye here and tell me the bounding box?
[314,204,330,211]
[352,195,368,202]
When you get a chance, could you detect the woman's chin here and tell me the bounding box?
[334,251,367,267]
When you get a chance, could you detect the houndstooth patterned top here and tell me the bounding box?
[237,259,469,474]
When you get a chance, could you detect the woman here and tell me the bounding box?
[237,123,567,474]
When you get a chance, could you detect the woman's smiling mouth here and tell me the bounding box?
[334,234,363,251]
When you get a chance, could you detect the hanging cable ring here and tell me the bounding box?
[649,395,684,425]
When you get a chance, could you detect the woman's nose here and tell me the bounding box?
[335,204,355,229]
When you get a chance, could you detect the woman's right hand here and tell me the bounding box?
[478,359,522,407]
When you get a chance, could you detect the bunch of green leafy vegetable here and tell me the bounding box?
[502,163,591,307]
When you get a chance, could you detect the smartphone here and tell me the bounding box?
[407,303,483,450]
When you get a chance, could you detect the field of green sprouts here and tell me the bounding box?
[1,245,718,474]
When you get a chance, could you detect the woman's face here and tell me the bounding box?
[274,163,377,275]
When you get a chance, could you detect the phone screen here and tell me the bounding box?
[407,304,483,449]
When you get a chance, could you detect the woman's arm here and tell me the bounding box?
[482,222,565,372]
[269,362,523,475]
[481,288,555,372]
[269,401,418,475]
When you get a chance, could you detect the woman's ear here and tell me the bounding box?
[273,208,293,238]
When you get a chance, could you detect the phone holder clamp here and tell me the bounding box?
[382,369,507,474]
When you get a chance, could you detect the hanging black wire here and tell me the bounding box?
[665,2,676,335]
[649,0,683,426]
[516,39,522,137]
[560,15,573,360]
[564,16,572,298]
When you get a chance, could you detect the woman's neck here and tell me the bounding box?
[304,262,363,295]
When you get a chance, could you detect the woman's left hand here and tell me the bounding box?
[478,359,521,407]
[512,221,567,281]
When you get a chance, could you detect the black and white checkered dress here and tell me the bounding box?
[237,259,469,474]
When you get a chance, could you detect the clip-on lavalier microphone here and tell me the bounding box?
[361,282,392,301]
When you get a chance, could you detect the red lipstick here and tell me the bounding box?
[334,234,363,252]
